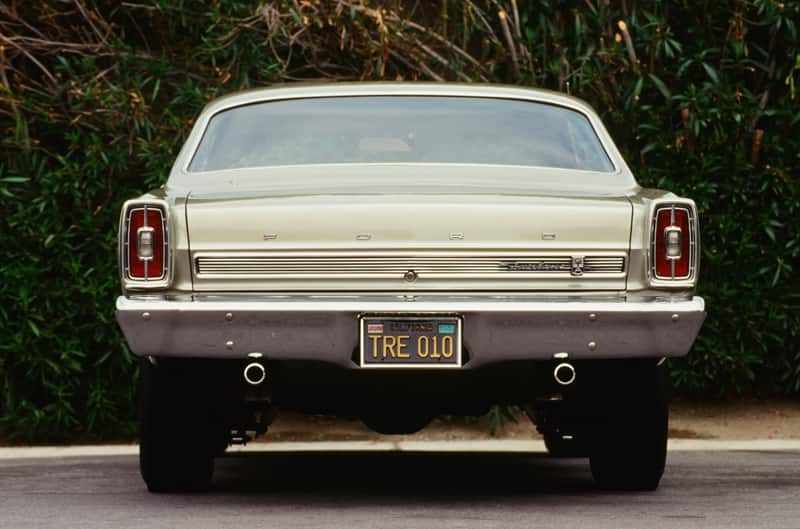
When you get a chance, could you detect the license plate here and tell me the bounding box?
[359,315,462,368]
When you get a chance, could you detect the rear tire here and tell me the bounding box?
[588,361,668,491]
[139,358,223,493]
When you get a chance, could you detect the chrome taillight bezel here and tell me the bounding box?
[647,200,699,287]
[119,198,172,290]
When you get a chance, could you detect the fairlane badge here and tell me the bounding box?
[501,257,586,276]
[501,261,571,272]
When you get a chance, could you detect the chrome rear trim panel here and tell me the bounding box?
[194,251,626,279]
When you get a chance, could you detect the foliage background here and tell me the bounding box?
[0,0,798,441]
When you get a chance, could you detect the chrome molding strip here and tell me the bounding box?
[117,294,704,314]
[193,251,627,279]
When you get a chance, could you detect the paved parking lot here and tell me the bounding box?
[1,448,799,529]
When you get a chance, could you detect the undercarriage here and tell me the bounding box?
[138,355,668,492]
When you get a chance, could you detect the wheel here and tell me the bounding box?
[588,361,668,491]
[139,358,223,492]
[361,410,432,435]
[543,432,589,458]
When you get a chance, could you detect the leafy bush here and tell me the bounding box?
[0,1,798,440]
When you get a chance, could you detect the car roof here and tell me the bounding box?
[200,82,598,117]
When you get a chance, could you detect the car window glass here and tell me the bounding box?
[188,96,614,173]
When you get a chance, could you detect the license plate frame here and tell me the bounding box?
[359,314,463,369]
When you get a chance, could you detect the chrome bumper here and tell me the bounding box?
[115,295,705,369]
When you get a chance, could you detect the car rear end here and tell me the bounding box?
[115,84,705,492]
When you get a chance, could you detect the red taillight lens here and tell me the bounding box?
[654,206,691,279]
[127,208,164,279]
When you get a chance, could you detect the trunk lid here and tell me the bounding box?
[186,175,632,292]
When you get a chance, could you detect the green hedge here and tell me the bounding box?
[1,1,798,441]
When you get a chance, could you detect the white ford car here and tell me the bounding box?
[115,83,705,492]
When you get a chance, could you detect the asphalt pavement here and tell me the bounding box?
[1,447,799,529]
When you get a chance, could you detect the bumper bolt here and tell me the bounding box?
[587,341,597,351]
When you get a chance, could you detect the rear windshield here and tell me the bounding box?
[188,96,614,173]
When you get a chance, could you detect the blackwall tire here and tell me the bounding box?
[139,358,220,493]
[588,361,669,491]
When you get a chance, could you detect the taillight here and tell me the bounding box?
[651,203,696,282]
[128,208,164,279]
[120,200,170,287]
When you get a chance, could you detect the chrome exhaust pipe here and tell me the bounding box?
[553,362,576,386]
[243,362,266,386]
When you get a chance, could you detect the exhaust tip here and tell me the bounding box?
[553,362,576,386]
[244,362,266,386]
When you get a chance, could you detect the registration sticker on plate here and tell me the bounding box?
[359,316,462,368]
